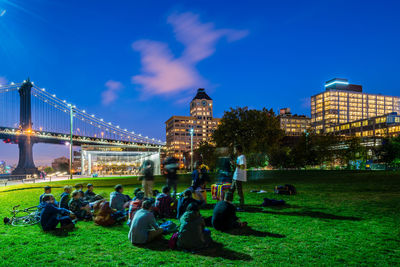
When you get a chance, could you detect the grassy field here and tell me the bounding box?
[0,171,399,266]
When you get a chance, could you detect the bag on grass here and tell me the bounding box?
[168,232,179,249]
[262,198,285,207]
[274,184,297,195]
[160,221,177,234]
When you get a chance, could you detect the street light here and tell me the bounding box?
[189,127,194,172]
[69,105,74,180]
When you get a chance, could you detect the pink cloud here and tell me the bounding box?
[132,12,248,97]
[0,76,8,86]
[102,80,124,106]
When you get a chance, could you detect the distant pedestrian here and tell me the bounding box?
[139,159,155,198]
[163,157,179,198]
[230,145,246,210]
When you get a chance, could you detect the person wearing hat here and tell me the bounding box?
[176,189,204,219]
[128,200,163,244]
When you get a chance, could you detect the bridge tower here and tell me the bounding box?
[12,79,39,176]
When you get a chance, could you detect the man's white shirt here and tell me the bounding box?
[233,154,247,182]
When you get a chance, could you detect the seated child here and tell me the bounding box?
[40,194,74,231]
[84,183,103,202]
[155,186,175,218]
[59,185,73,209]
[212,192,247,231]
[127,191,145,225]
[68,190,92,220]
[39,186,52,204]
[177,189,204,219]
[110,184,131,212]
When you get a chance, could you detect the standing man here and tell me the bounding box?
[139,159,155,198]
[163,157,179,198]
[230,145,246,211]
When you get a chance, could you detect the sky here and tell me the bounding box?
[1,0,400,165]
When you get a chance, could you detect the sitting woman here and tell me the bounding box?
[93,200,125,226]
[40,194,75,231]
[68,190,92,220]
[177,189,204,219]
[177,203,212,251]
[127,191,145,225]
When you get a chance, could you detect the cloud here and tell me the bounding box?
[101,80,124,106]
[0,76,8,86]
[132,12,248,97]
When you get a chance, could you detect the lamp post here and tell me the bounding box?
[69,105,74,180]
[189,127,194,172]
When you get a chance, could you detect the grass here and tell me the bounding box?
[0,171,399,266]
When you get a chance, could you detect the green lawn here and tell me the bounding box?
[0,171,399,266]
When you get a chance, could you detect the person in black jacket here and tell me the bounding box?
[40,194,75,231]
[212,192,247,231]
[176,189,204,219]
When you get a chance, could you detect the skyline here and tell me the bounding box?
[1,0,400,165]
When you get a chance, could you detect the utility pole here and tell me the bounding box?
[190,127,194,172]
[69,105,74,179]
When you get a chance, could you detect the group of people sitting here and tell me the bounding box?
[37,164,247,251]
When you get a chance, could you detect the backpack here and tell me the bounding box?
[274,184,297,195]
[262,198,286,206]
[160,221,178,234]
[168,232,179,249]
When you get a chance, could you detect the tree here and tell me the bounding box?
[195,141,217,170]
[378,136,400,168]
[212,107,284,155]
[44,166,54,174]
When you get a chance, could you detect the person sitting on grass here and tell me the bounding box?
[84,183,96,202]
[211,192,247,231]
[68,190,92,220]
[155,186,175,218]
[59,185,73,209]
[177,203,212,251]
[127,191,145,225]
[40,194,75,231]
[93,200,126,227]
[177,189,204,219]
[128,200,163,245]
[110,184,131,212]
[75,183,84,192]
[39,186,52,204]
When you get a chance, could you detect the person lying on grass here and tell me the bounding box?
[155,186,176,219]
[40,194,75,231]
[128,200,163,244]
[127,191,145,225]
[177,189,204,219]
[93,200,126,227]
[177,203,212,251]
[110,184,131,212]
[212,192,247,231]
[68,191,92,220]
[59,185,73,209]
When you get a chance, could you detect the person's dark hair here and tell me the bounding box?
[235,145,243,153]
[72,190,80,197]
[142,200,152,210]
[75,183,83,189]
[44,186,51,191]
[114,184,123,192]
[162,186,170,194]
[183,189,192,198]
[225,191,234,202]
[136,191,145,200]
[187,202,199,213]
[87,183,93,188]
[134,188,142,196]
[42,194,54,202]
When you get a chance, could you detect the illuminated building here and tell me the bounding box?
[325,112,400,138]
[165,88,221,167]
[311,78,400,133]
[278,108,311,136]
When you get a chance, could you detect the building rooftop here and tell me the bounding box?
[192,88,212,101]
[324,78,362,92]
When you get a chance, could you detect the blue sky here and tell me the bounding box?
[1,0,400,165]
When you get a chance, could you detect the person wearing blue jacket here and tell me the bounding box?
[40,194,75,231]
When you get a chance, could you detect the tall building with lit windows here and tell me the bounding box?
[165,89,221,168]
[311,78,400,133]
